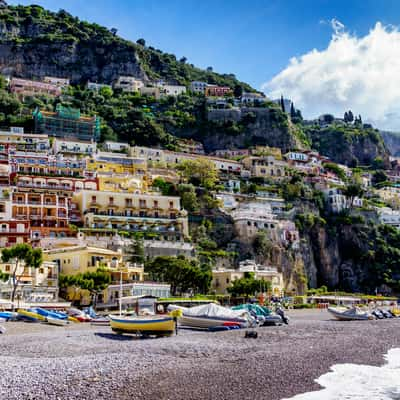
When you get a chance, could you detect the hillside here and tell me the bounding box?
[380,130,400,157]
[0,4,253,90]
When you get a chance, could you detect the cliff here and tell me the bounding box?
[0,4,253,89]
[380,131,400,157]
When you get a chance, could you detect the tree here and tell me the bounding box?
[206,66,213,72]
[177,158,218,189]
[253,232,273,261]
[99,86,113,98]
[179,56,187,63]
[110,28,118,36]
[145,256,211,296]
[344,183,364,208]
[372,170,388,187]
[136,38,146,46]
[126,237,145,264]
[233,84,243,98]
[290,102,296,120]
[280,95,285,113]
[178,184,199,212]
[227,272,271,298]
[59,268,112,307]
[1,244,43,310]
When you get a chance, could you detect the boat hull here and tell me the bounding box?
[178,315,246,329]
[17,309,46,322]
[327,307,371,321]
[109,315,175,336]
[46,316,69,326]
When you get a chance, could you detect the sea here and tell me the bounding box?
[283,348,400,400]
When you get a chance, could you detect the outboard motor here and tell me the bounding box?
[276,306,289,325]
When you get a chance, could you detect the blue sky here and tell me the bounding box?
[8,0,399,90]
[8,1,400,129]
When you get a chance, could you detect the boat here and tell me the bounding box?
[68,308,91,322]
[17,309,46,322]
[232,304,284,326]
[90,316,110,326]
[0,324,5,334]
[168,303,256,329]
[327,307,373,321]
[0,311,18,321]
[67,316,80,323]
[46,316,69,326]
[32,308,68,320]
[109,314,176,336]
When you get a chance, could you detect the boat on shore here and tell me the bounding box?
[46,316,69,326]
[168,303,256,329]
[109,314,175,336]
[17,309,46,322]
[327,307,373,321]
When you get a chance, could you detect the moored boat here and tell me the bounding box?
[168,303,256,329]
[0,311,17,321]
[109,314,175,336]
[327,307,372,321]
[17,309,46,322]
[46,316,69,326]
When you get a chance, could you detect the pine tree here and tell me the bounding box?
[280,95,285,113]
[348,110,354,122]
[344,111,349,122]
[290,102,296,120]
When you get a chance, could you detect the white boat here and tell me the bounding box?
[168,303,256,329]
[327,307,373,321]
[46,316,69,326]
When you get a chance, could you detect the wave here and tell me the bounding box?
[283,348,400,400]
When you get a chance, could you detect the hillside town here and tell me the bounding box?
[0,73,399,311]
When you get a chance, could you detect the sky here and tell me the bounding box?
[8,0,400,130]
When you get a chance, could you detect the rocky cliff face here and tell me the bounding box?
[203,107,303,153]
[381,131,400,157]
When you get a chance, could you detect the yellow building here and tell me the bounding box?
[97,173,147,193]
[0,259,59,302]
[211,260,284,297]
[242,155,288,179]
[376,186,400,210]
[86,152,147,175]
[72,189,189,240]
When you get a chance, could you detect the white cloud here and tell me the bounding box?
[262,20,400,131]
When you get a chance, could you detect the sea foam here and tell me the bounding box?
[283,348,400,400]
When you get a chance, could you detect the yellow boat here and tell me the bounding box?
[109,314,175,337]
[68,316,80,323]
[17,309,46,322]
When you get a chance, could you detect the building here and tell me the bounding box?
[241,92,267,104]
[103,141,130,153]
[323,188,363,213]
[43,76,70,88]
[211,259,284,296]
[86,82,112,91]
[72,189,189,240]
[43,245,122,275]
[87,152,147,176]
[113,76,144,92]
[205,85,232,97]
[190,81,208,94]
[376,207,400,229]
[0,128,49,154]
[0,259,59,303]
[11,190,71,240]
[139,86,161,99]
[52,138,96,155]
[159,84,186,97]
[242,155,288,179]
[376,186,400,210]
[213,149,250,159]
[144,239,195,260]
[33,105,101,142]
[97,173,146,194]
[176,139,205,155]
[10,78,61,97]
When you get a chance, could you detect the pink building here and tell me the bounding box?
[205,85,232,97]
[10,78,62,97]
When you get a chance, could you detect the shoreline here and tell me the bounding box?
[1,309,399,400]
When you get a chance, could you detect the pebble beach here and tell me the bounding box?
[1,309,399,400]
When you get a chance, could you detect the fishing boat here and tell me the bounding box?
[32,308,68,320]
[327,307,373,321]
[109,314,175,336]
[168,303,256,329]
[17,309,46,322]
[0,311,17,321]
[46,316,69,326]
[90,316,110,326]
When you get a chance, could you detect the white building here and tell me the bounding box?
[86,82,112,91]
[190,81,208,94]
[52,138,96,155]
[159,84,187,97]
[323,188,363,213]
[113,76,144,92]
[377,207,400,229]
[43,76,70,88]
[241,92,266,104]
[103,141,130,152]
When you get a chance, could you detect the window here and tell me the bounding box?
[109,197,114,204]
[91,196,96,203]
[169,201,174,209]
[5,265,10,272]
[39,268,44,274]
[154,200,159,208]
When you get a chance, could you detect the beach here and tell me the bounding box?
[1,309,399,400]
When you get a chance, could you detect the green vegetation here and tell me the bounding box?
[145,256,211,296]
[1,244,43,310]
[227,272,271,298]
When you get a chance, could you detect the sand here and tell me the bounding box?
[0,309,399,400]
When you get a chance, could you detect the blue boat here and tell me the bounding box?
[32,308,68,320]
[0,311,17,321]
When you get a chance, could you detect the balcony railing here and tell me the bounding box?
[84,210,178,220]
